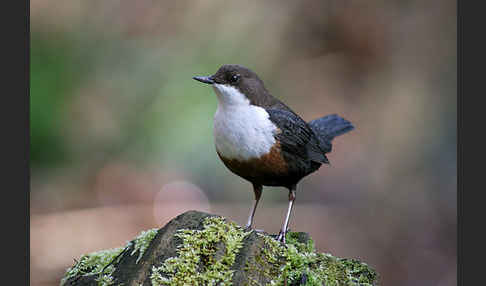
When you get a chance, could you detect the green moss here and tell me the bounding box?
[61,216,377,286]
[151,217,377,286]
[252,232,378,286]
[60,228,159,286]
[131,228,158,263]
[59,247,124,286]
[150,216,250,286]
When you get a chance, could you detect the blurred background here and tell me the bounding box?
[30,0,456,285]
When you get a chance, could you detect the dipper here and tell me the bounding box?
[193,64,354,243]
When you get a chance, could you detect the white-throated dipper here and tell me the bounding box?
[193,64,354,243]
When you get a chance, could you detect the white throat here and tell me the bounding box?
[212,84,277,160]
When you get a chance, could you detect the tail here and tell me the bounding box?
[308,114,354,154]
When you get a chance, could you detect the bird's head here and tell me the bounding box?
[193,64,270,107]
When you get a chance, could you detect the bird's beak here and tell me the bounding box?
[193,75,215,85]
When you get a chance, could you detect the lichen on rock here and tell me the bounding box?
[59,246,125,286]
[150,216,250,286]
[150,216,377,286]
[131,228,158,263]
[60,228,159,286]
[60,211,378,286]
[253,232,378,286]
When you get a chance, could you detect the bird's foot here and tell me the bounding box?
[276,230,287,244]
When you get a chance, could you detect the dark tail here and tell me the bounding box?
[308,114,354,153]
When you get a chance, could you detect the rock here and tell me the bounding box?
[60,210,378,286]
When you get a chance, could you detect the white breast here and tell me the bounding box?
[212,84,277,161]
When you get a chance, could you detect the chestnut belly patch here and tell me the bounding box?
[217,142,289,185]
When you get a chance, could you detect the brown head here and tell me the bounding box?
[193,64,278,107]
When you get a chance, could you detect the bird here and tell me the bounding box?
[193,64,354,243]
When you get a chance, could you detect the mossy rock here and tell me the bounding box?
[60,210,379,286]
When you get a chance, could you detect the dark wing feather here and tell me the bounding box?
[266,109,329,164]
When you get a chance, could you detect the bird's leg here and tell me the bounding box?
[244,183,262,231]
[277,186,296,243]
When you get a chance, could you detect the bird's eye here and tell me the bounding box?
[230,74,240,83]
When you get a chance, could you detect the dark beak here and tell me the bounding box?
[193,75,214,85]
